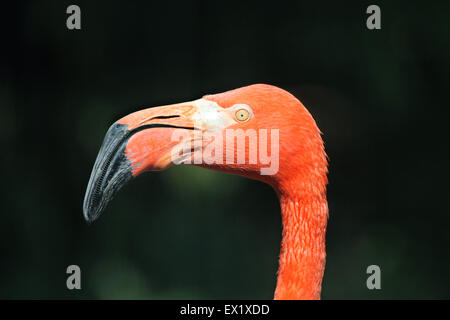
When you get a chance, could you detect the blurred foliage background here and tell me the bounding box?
[0,1,449,299]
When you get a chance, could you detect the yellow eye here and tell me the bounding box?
[235,109,250,122]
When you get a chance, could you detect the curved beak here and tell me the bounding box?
[83,99,237,223]
[83,102,200,223]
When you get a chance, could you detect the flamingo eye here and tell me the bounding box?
[235,109,250,122]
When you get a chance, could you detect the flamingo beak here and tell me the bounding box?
[83,99,237,223]
[83,102,200,223]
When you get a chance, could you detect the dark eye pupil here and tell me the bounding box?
[236,110,248,121]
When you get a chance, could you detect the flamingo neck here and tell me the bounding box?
[273,179,328,300]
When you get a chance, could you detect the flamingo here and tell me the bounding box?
[83,84,328,300]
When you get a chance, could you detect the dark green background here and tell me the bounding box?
[1,1,449,299]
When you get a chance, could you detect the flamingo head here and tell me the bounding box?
[83,84,327,222]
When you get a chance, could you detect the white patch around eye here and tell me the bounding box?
[230,103,254,120]
[231,103,252,112]
[191,99,236,132]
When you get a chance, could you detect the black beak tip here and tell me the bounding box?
[83,209,91,224]
[82,192,103,224]
[83,123,133,224]
[82,206,97,224]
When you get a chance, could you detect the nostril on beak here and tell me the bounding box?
[137,115,181,126]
